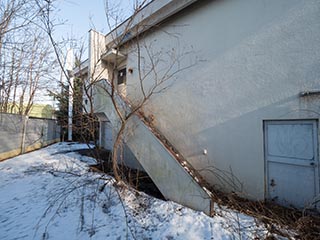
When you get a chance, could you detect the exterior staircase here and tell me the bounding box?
[94,80,214,216]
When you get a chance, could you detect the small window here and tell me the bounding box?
[118,68,126,85]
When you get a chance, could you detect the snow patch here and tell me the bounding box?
[0,143,290,239]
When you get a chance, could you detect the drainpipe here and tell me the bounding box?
[67,73,74,141]
[65,49,74,142]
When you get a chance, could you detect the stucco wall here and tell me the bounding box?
[123,0,320,199]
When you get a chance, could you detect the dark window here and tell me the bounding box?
[118,68,126,85]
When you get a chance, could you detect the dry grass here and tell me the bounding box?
[210,189,320,239]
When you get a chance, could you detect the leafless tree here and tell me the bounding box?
[0,0,57,116]
[36,0,194,184]
[0,0,33,52]
[84,0,196,182]
[35,0,99,145]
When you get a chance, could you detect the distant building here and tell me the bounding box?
[2,103,55,119]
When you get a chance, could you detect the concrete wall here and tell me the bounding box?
[93,84,143,170]
[92,82,213,214]
[0,113,60,160]
[122,0,320,200]
[0,113,24,159]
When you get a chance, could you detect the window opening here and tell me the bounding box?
[118,68,126,85]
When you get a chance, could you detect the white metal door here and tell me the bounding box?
[264,120,319,209]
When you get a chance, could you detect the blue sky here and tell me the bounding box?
[55,0,135,43]
[56,0,105,41]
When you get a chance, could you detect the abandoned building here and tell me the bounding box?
[74,0,320,215]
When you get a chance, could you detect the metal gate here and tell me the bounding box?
[264,120,319,209]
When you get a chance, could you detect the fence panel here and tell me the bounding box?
[0,113,60,160]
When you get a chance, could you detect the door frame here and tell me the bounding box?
[263,119,319,207]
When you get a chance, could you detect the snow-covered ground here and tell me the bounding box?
[0,143,288,240]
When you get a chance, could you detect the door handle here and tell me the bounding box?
[270,179,276,187]
[310,162,317,167]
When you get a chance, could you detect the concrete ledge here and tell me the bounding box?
[0,149,22,162]
[24,138,60,153]
[0,138,60,162]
